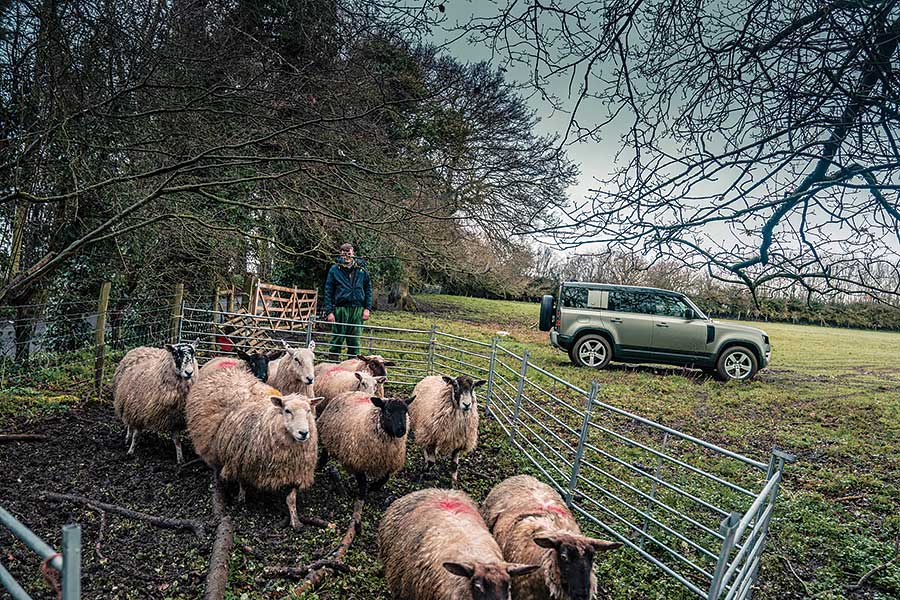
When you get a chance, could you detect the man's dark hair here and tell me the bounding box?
[339,243,353,253]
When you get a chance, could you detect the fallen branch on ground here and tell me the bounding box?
[262,559,350,579]
[203,468,234,600]
[0,434,48,443]
[39,492,205,536]
[289,498,364,595]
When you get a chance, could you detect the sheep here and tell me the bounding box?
[481,475,622,600]
[378,488,539,600]
[410,374,486,487]
[112,340,198,463]
[314,369,385,414]
[315,354,395,395]
[316,391,414,496]
[199,348,284,382]
[185,363,323,529]
[267,340,316,396]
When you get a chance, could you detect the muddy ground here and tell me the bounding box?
[0,399,524,599]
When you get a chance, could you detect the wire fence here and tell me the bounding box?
[178,304,793,600]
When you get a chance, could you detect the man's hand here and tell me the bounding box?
[326,312,335,323]
[362,309,370,321]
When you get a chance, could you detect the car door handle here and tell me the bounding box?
[609,318,623,323]
[656,322,669,327]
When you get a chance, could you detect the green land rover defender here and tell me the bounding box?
[539,283,770,381]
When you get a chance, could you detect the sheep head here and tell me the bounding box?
[354,371,386,395]
[441,375,487,413]
[281,339,316,386]
[533,533,622,600]
[237,349,285,382]
[271,394,322,442]
[370,395,414,439]
[354,354,396,378]
[442,561,539,600]
[164,338,199,380]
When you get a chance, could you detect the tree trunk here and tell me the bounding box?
[388,282,417,311]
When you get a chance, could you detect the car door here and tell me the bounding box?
[650,294,710,358]
[604,290,655,357]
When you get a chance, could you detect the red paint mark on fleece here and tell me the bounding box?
[354,393,373,404]
[322,366,345,380]
[537,502,570,518]
[216,359,238,369]
[436,498,479,518]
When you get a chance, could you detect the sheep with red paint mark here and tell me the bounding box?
[316,390,413,496]
[313,369,385,414]
[481,475,622,600]
[378,488,539,600]
[315,354,394,395]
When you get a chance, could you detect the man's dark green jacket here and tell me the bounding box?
[323,258,372,314]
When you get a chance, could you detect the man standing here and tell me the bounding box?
[323,243,372,358]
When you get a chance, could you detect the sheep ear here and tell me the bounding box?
[191,337,200,349]
[266,350,286,362]
[507,563,541,577]
[308,396,324,408]
[382,360,396,367]
[441,375,455,386]
[587,537,623,552]
[236,349,251,361]
[533,536,560,549]
[355,372,364,381]
[164,344,176,353]
[270,396,284,408]
[404,395,416,406]
[356,354,368,362]
[442,562,474,578]
[307,340,316,351]
[370,396,385,408]
[281,339,291,349]
[375,376,387,384]
[473,379,487,388]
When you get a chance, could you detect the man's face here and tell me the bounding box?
[341,248,354,265]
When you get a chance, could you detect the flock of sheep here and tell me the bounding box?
[109,337,622,600]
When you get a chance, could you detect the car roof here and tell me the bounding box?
[560,282,683,296]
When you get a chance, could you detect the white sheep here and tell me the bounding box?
[379,488,539,600]
[410,374,485,487]
[112,340,198,463]
[267,340,316,396]
[314,369,385,414]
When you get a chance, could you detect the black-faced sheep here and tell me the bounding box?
[267,340,316,396]
[481,475,622,600]
[378,488,539,600]
[316,391,413,496]
[112,340,198,463]
[200,348,285,382]
[185,363,322,529]
[410,374,485,487]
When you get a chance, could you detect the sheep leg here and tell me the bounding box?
[450,450,461,489]
[317,448,330,470]
[238,482,247,503]
[287,487,301,530]
[124,425,131,448]
[173,435,184,465]
[370,474,390,492]
[127,430,139,455]
[355,473,369,498]
[416,446,437,483]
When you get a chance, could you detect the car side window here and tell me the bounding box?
[560,286,588,308]
[607,290,655,315]
[654,294,690,318]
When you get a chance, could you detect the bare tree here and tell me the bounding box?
[459,0,900,303]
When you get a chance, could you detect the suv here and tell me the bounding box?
[539,283,770,381]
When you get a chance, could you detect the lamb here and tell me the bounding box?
[410,374,485,487]
[185,363,322,529]
[267,340,316,396]
[314,369,385,414]
[315,354,395,395]
[112,340,198,463]
[316,391,414,496]
[481,475,622,600]
[378,488,539,600]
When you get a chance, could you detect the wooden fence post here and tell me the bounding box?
[94,281,111,397]
[170,283,185,343]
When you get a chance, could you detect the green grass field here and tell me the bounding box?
[2,294,898,599]
[372,294,900,600]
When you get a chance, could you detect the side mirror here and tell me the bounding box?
[684,308,696,320]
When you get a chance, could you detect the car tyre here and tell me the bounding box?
[570,334,612,369]
[716,346,758,381]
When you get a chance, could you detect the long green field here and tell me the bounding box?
[374,294,900,600]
